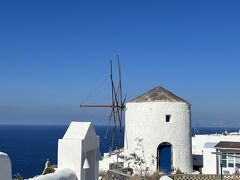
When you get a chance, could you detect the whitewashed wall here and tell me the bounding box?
[201,147,217,174]
[29,168,77,180]
[0,152,12,180]
[58,122,99,180]
[192,134,240,155]
[124,102,193,173]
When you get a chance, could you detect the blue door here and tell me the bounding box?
[157,143,172,174]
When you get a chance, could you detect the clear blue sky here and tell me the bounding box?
[0,0,240,127]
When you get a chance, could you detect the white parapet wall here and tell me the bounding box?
[28,168,77,180]
[99,152,124,172]
[58,121,100,180]
[201,147,217,174]
[0,152,12,180]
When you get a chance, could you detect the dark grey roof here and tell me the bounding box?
[215,141,240,150]
[129,86,189,103]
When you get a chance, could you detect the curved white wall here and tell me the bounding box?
[0,152,12,180]
[29,168,77,180]
[124,102,193,173]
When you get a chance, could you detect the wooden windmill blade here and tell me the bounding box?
[117,55,123,107]
[117,56,124,134]
[105,110,113,138]
[110,59,117,147]
[80,56,126,149]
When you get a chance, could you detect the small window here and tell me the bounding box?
[222,153,227,159]
[228,162,234,167]
[235,154,240,167]
[228,154,234,167]
[222,160,227,168]
[166,115,171,122]
[221,154,227,167]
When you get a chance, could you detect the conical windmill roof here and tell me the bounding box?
[129,86,189,104]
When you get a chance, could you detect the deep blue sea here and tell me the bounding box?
[0,125,239,178]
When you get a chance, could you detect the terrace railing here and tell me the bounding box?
[107,169,131,180]
[173,174,240,180]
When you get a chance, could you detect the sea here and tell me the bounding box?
[0,125,239,179]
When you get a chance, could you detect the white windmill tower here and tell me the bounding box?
[124,87,193,173]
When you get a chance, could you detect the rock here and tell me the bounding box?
[192,170,200,174]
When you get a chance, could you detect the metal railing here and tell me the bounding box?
[108,169,131,180]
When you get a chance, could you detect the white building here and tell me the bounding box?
[192,132,240,174]
[124,86,193,174]
[58,122,100,180]
[215,141,240,174]
[99,151,124,172]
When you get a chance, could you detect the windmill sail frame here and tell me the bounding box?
[80,56,126,149]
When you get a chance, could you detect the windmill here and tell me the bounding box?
[80,55,126,149]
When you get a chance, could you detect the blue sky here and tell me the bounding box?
[0,0,240,127]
